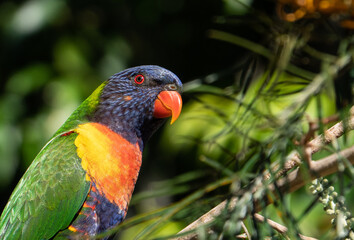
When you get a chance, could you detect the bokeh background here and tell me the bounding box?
[0,0,353,239]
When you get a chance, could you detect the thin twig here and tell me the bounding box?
[240,222,251,239]
[253,213,318,240]
[310,106,354,154]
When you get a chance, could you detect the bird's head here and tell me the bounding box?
[91,65,183,145]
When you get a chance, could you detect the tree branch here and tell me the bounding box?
[269,105,354,179]
[270,145,354,195]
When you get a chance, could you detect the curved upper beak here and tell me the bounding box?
[153,91,182,124]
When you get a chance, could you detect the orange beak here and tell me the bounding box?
[153,91,182,124]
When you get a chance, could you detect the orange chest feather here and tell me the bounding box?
[74,123,142,208]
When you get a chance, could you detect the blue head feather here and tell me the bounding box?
[90,65,182,146]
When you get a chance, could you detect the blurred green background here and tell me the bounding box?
[0,0,353,239]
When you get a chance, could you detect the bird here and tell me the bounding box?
[0,65,183,239]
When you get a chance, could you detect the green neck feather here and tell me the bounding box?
[54,81,107,136]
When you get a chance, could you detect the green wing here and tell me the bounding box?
[0,131,90,240]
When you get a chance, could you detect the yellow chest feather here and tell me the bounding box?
[74,123,142,208]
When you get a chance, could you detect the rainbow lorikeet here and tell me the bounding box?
[0,65,183,239]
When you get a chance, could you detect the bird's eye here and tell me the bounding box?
[134,74,145,84]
